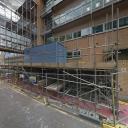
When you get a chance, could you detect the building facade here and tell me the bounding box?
[3,0,128,123]
[37,0,128,99]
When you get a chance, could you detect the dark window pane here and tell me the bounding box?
[60,35,65,42]
[54,37,58,42]
[93,24,103,33]
[119,18,125,27]
[67,52,72,58]
[119,17,128,27]
[113,20,118,28]
[105,22,112,30]
[126,17,128,24]
[46,37,54,44]
[66,33,72,40]
[73,50,80,58]
[73,31,81,38]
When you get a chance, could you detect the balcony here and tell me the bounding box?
[52,0,122,29]
[0,26,31,53]
[41,0,63,17]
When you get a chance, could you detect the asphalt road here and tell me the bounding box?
[0,84,99,128]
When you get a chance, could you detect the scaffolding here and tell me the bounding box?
[0,0,128,127]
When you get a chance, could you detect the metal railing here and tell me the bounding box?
[0,26,31,52]
[52,0,121,28]
[41,0,63,16]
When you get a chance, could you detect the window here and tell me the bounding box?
[113,20,118,28]
[93,24,103,33]
[91,113,94,116]
[60,35,65,42]
[66,33,72,40]
[73,50,81,58]
[105,20,118,30]
[119,17,128,27]
[46,37,52,43]
[46,35,54,43]
[54,37,59,42]
[73,31,81,38]
[81,27,92,36]
[105,22,112,30]
[67,52,72,59]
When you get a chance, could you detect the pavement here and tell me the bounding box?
[0,81,100,128]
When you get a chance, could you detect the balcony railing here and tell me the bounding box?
[52,0,121,28]
[54,0,63,6]
[41,0,63,16]
[0,26,31,52]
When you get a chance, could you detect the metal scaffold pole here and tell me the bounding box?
[111,73,116,126]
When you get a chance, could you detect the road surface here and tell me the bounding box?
[0,84,99,128]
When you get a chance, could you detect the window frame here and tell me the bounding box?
[72,50,81,58]
[119,16,128,28]
[66,33,73,40]
[59,35,65,42]
[92,24,103,34]
[67,51,73,59]
[73,31,81,38]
